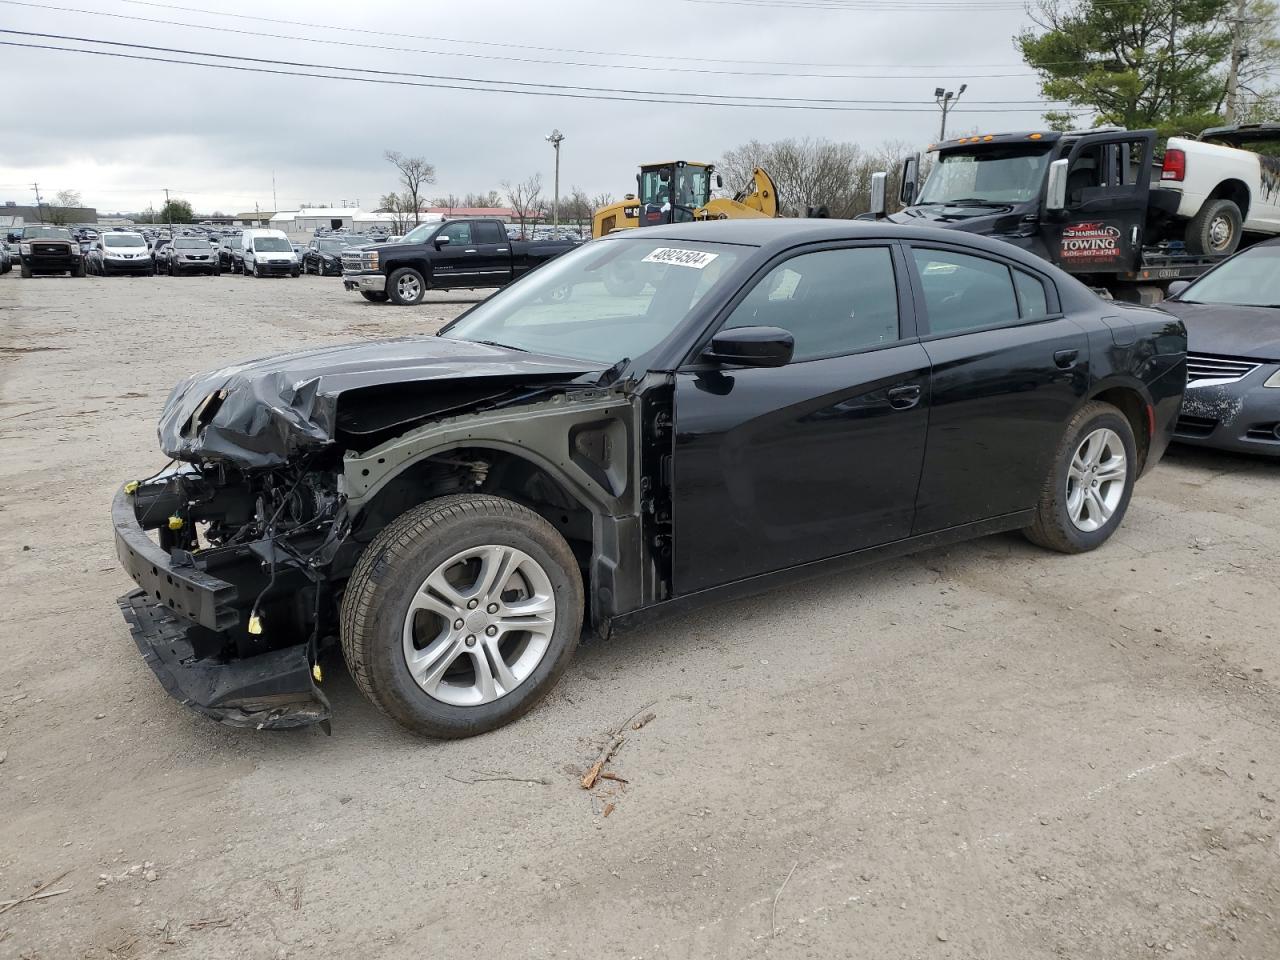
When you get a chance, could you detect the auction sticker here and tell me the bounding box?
[642,247,720,269]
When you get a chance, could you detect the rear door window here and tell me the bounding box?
[911,248,1021,335]
[474,221,505,244]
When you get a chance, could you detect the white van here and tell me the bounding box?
[240,228,299,278]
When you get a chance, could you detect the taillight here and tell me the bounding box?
[1161,148,1186,181]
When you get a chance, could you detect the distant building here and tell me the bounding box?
[422,206,532,223]
[1,201,98,224]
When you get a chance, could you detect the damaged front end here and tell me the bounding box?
[115,336,609,731]
[114,459,346,730]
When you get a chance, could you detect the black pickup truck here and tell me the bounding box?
[341,218,581,305]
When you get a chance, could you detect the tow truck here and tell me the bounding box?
[873,127,1280,302]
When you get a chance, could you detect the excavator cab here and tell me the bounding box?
[637,162,716,226]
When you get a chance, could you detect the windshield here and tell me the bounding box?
[24,226,73,240]
[1178,244,1280,307]
[319,239,349,252]
[104,234,146,247]
[638,165,710,217]
[252,237,292,252]
[401,223,436,243]
[917,145,1053,205]
[442,238,745,364]
[174,238,207,249]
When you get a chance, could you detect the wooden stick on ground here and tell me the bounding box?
[0,871,72,917]
[771,861,799,938]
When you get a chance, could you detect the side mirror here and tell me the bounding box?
[1045,159,1068,212]
[869,171,888,218]
[716,174,724,189]
[899,154,920,206]
[434,235,451,248]
[704,326,794,368]
[1164,279,1192,299]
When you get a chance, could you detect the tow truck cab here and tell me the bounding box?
[884,129,1212,300]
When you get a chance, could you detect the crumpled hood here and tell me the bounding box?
[157,335,606,468]
[1156,300,1280,361]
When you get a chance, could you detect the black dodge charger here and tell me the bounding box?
[112,220,1187,737]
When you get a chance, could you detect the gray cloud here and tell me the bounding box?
[1,0,1053,214]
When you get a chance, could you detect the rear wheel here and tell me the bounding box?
[1185,198,1242,257]
[388,267,426,305]
[1024,401,1137,554]
[21,263,32,278]
[360,290,389,303]
[340,494,583,738]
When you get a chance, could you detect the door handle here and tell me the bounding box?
[1054,349,1079,369]
[887,384,922,410]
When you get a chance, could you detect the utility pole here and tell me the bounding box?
[32,182,44,223]
[163,187,171,236]
[545,129,565,230]
[1224,0,1246,123]
[272,171,278,212]
[934,83,967,140]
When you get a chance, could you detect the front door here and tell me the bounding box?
[904,243,1091,533]
[1044,130,1155,276]
[672,242,930,595]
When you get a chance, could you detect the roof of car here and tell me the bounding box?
[613,218,1064,269]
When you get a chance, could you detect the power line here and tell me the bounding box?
[0,32,1080,113]
[41,0,1076,70]
[0,1,1050,79]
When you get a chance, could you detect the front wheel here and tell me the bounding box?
[1024,401,1137,554]
[388,267,426,305]
[340,495,584,738]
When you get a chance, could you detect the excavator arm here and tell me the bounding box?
[697,167,779,221]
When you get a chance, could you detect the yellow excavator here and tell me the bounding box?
[591,161,779,238]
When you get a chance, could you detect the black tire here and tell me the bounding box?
[1024,400,1137,554]
[1185,198,1243,257]
[387,266,426,305]
[291,268,300,278]
[340,494,584,739]
[70,261,84,277]
[360,290,390,303]
[20,262,32,278]
[148,263,156,277]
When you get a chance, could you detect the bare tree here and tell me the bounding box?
[378,191,415,233]
[718,138,918,218]
[503,174,544,240]
[432,193,461,215]
[384,150,436,225]
[46,188,83,225]
[591,192,615,211]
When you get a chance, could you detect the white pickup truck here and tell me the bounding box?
[1160,123,1280,256]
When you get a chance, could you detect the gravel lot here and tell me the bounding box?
[2,272,1279,960]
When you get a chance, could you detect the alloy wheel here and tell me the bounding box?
[396,273,422,301]
[1066,427,1127,532]
[401,545,556,707]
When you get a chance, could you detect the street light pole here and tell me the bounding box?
[934,83,967,140]
[545,129,565,231]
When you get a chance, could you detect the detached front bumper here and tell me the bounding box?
[342,271,386,293]
[112,486,330,730]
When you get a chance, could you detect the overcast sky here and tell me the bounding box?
[1,0,1061,215]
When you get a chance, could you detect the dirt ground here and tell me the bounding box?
[1,271,1279,960]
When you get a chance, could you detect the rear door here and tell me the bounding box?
[671,241,931,594]
[1044,130,1155,275]
[470,220,515,284]
[905,243,1090,533]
